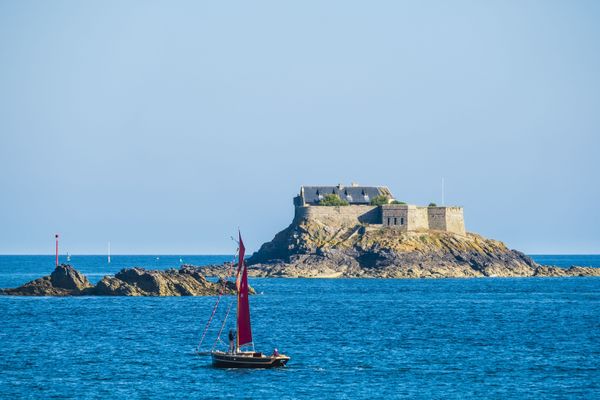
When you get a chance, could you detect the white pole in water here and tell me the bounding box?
[108,241,111,264]
[442,177,445,206]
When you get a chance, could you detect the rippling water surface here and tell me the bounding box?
[1,255,599,399]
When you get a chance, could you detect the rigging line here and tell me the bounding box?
[195,249,238,352]
[195,295,222,352]
[210,235,242,351]
[195,260,236,352]
[212,295,235,352]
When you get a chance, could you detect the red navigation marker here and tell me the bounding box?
[55,234,59,267]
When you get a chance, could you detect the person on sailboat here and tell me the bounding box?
[228,329,236,354]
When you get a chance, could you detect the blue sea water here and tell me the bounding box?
[1,255,599,399]
[530,254,600,269]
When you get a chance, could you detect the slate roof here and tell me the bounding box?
[300,185,393,205]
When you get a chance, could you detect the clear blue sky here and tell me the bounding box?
[1,1,599,255]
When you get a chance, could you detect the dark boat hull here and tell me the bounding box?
[211,351,290,368]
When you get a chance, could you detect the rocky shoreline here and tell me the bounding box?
[200,221,600,279]
[0,264,243,296]
[197,259,600,279]
[2,223,598,296]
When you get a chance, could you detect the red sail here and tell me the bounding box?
[236,233,253,348]
[236,232,245,290]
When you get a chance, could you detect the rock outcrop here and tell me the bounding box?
[227,218,600,278]
[1,264,245,296]
[532,265,600,277]
[93,266,241,296]
[1,264,93,295]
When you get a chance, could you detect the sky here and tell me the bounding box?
[0,0,599,255]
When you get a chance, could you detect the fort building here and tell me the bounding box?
[293,184,466,235]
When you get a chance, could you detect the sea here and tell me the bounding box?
[0,255,599,399]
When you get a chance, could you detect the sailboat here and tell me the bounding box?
[201,232,290,368]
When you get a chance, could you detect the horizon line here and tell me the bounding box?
[1,253,600,256]
[0,253,234,256]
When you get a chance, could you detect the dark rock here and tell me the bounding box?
[1,265,246,296]
[94,276,141,296]
[1,264,93,296]
[50,264,92,291]
[0,276,72,296]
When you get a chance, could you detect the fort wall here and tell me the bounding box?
[443,207,466,235]
[294,203,465,235]
[381,205,409,231]
[381,205,428,231]
[427,207,465,235]
[427,207,448,231]
[413,207,429,230]
[294,205,380,225]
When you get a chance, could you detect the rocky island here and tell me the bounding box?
[1,264,242,296]
[3,184,597,293]
[203,184,599,278]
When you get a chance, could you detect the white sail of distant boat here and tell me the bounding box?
[67,252,71,262]
[108,241,111,264]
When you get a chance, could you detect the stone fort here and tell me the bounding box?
[293,184,466,235]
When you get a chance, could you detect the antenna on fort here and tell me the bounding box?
[442,177,445,206]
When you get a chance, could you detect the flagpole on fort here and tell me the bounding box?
[442,178,445,206]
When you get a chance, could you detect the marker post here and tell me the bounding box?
[55,234,59,267]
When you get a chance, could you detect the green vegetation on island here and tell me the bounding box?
[370,195,391,206]
[318,194,349,206]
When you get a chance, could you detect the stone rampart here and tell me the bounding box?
[427,207,447,231]
[381,205,409,231]
[295,204,465,234]
[413,207,429,230]
[294,205,380,226]
[444,207,466,235]
[427,207,465,235]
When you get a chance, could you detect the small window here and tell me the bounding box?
[401,217,404,225]
[387,217,391,225]
[394,217,397,225]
